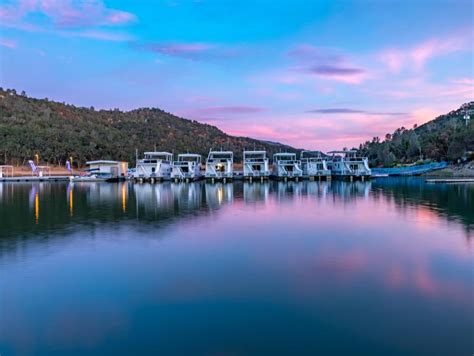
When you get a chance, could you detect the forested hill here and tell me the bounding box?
[359,101,474,167]
[0,88,297,166]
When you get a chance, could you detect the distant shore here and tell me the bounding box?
[424,162,474,177]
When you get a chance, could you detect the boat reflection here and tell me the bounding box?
[0,179,471,241]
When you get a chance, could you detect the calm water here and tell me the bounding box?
[0,179,473,355]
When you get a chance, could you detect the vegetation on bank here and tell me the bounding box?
[358,102,474,167]
[1,88,472,168]
[0,88,297,167]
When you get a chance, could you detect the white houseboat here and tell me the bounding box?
[133,152,173,182]
[272,153,303,180]
[300,151,331,180]
[243,150,270,180]
[205,150,233,181]
[327,150,371,180]
[171,153,202,182]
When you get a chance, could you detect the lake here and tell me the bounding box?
[0,179,472,355]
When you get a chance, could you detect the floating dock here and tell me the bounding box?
[0,176,70,182]
[425,178,474,184]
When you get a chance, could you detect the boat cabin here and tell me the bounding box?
[134,152,173,180]
[205,150,233,180]
[243,150,270,178]
[272,153,303,179]
[172,153,202,181]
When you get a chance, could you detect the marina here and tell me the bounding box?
[3,149,466,185]
[0,149,380,183]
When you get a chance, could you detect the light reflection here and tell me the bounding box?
[121,183,127,213]
[34,192,39,224]
[67,184,74,217]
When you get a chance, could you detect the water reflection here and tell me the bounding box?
[0,179,472,240]
[0,178,472,355]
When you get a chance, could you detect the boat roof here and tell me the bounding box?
[243,150,266,154]
[86,160,121,165]
[273,152,296,156]
[178,153,201,157]
[209,150,233,154]
[327,150,358,154]
[144,151,173,156]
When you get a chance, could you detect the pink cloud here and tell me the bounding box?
[146,43,214,56]
[0,38,18,49]
[380,35,470,72]
[70,30,133,42]
[0,0,136,28]
[193,106,265,115]
[134,41,243,61]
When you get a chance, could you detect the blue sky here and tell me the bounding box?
[0,0,472,150]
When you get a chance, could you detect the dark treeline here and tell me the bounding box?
[0,88,297,166]
[358,102,474,167]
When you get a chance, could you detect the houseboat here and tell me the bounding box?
[272,153,303,180]
[300,151,331,180]
[243,150,270,180]
[327,150,372,180]
[205,150,234,182]
[171,153,202,182]
[133,152,173,182]
[70,160,128,182]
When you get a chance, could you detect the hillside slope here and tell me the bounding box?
[359,102,474,166]
[0,88,297,166]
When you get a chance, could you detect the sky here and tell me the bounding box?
[0,0,473,151]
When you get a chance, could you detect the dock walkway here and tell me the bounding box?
[425,178,474,184]
[0,176,70,182]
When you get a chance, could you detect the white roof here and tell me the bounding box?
[209,150,233,155]
[328,150,357,154]
[144,151,173,156]
[86,160,122,166]
[243,150,266,155]
[178,153,201,157]
[273,152,296,156]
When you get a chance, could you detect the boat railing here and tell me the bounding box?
[245,158,267,163]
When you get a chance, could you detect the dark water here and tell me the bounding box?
[0,179,473,355]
